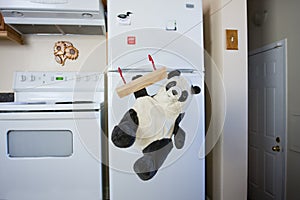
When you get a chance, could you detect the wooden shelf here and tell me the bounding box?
[0,27,24,45]
[0,13,23,45]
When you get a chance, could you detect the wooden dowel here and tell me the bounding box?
[116,67,167,98]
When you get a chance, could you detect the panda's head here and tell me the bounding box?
[155,70,201,112]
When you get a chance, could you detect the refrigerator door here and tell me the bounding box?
[107,0,204,72]
[107,70,205,200]
[108,0,203,40]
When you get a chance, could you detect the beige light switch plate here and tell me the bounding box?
[226,29,238,50]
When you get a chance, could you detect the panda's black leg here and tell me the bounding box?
[133,139,173,181]
[174,127,186,149]
[132,75,149,99]
[111,109,139,148]
[172,113,186,149]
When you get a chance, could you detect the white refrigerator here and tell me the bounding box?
[107,0,205,199]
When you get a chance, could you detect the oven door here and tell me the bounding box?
[0,110,102,200]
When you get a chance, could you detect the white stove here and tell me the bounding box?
[0,71,104,200]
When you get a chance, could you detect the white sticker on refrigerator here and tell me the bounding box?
[166,20,177,31]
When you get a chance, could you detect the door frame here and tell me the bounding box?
[248,39,287,200]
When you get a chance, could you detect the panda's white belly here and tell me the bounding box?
[132,96,179,149]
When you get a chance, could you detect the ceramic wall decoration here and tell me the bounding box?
[54,41,79,66]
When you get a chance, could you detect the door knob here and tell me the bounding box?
[272,145,281,152]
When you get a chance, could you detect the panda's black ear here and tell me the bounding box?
[191,85,201,94]
[168,70,181,79]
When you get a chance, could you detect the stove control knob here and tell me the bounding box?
[30,75,36,82]
[20,75,26,82]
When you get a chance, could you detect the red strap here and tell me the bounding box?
[148,54,156,71]
[118,67,127,84]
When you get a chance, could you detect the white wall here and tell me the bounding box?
[248,0,300,199]
[0,34,106,91]
[222,0,248,199]
[204,0,248,199]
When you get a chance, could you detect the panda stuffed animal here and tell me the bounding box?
[111,70,201,181]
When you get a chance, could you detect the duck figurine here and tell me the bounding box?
[117,12,133,25]
[117,11,132,19]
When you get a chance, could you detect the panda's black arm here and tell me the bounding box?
[172,113,185,135]
[175,113,185,126]
[132,75,149,99]
[134,88,149,99]
[172,113,186,149]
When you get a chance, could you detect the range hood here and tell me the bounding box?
[0,0,106,35]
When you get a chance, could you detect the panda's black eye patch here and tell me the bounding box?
[178,90,188,102]
[165,81,176,91]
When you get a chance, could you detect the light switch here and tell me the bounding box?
[226,29,238,50]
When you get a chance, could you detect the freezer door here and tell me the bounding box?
[107,71,205,200]
[107,0,204,72]
[107,0,203,50]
